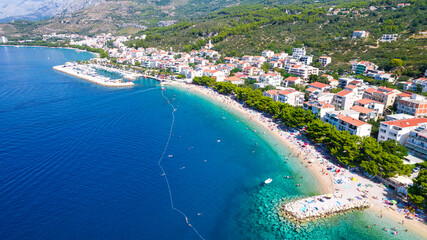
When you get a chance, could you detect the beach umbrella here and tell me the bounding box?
[351,177,358,181]
[391,200,397,205]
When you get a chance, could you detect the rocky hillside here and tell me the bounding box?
[0,0,102,22]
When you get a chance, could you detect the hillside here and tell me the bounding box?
[128,0,427,76]
[0,0,301,37]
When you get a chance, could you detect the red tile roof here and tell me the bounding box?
[397,92,412,98]
[355,99,382,105]
[309,82,330,89]
[285,76,301,82]
[351,105,375,114]
[278,89,297,95]
[364,88,376,94]
[337,115,370,127]
[382,118,427,128]
[225,76,243,82]
[336,90,353,97]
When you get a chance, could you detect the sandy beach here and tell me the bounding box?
[169,81,427,238]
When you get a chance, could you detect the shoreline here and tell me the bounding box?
[169,81,427,238]
[0,44,100,58]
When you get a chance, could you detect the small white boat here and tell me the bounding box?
[264,178,273,184]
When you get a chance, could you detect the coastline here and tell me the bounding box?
[0,44,100,58]
[168,81,427,239]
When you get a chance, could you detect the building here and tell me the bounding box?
[262,50,275,58]
[308,91,335,103]
[352,61,378,75]
[277,89,305,106]
[363,87,400,107]
[303,101,335,119]
[350,105,376,121]
[334,90,359,110]
[282,76,302,87]
[203,69,225,82]
[292,47,306,59]
[323,112,372,137]
[288,65,319,81]
[354,98,385,117]
[299,55,313,65]
[386,114,414,121]
[308,82,331,92]
[319,56,331,67]
[352,31,369,38]
[379,34,398,42]
[338,77,357,88]
[224,76,245,85]
[377,118,427,144]
[396,94,427,117]
[374,73,395,83]
[0,36,7,43]
[405,126,427,160]
[263,90,280,102]
[259,72,283,87]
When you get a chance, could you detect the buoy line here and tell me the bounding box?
[159,89,206,240]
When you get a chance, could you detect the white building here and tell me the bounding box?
[334,90,360,110]
[299,55,313,65]
[319,56,331,67]
[377,118,427,144]
[303,101,335,119]
[203,69,225,82]
[259,72,283,87]
[224,76,245,85]
[282,76,302,87]
[404,126,427,160]
[292,47,306,59]
[352,31,369,38]
[323,112,372,137]
[379,34,398,42]
[277,89,305,106]
[262,50,275,58]
[0,36,7,43]
[288,65,319,81]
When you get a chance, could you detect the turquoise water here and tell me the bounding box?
[0,46,424,240]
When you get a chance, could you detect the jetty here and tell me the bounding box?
[53,63,134,87]
[282,193,371,223]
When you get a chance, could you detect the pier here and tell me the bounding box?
[282,193,371,223]
[53,63,134,87]
[90,64,143,80]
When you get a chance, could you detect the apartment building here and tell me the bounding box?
[319,56,332,67]
[323,111,372,137]
[404,126,427,160]
[354,98,385,116]
[378,118,427,144]
[259,72,283,87]
[277,89,305,106]
[288,65,319,81]
[363,87,400,107]
[396,94,427,117]
[282,76,302,87]
[303,101,335,119]
[334,90,360,110]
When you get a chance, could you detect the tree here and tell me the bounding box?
[380,140,408,159]
[329,87,343,93]
[261,62,272,72]
[306,119,332,143]
[318,76,329,84]
[389,58,403,69]
[100,52,108,58]
[213,82,237,95]
[408,169,427,209]
[309,74,319,83]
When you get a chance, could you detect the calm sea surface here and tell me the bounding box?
[0,46,423,240]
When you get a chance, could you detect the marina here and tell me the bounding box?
[53,62,135,87]
[90,64,143,80]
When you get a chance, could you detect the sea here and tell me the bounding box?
[0,46,424,240]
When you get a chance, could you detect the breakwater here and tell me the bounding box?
[53,63,134,87]
[282,193,371,223]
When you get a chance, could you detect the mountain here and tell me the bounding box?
[0,0,102,22]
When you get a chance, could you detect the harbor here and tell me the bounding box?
[53,62,134,87]
[282,193,371,223]
[89,64,143,80]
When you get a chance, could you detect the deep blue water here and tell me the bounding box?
[0,46,424,240]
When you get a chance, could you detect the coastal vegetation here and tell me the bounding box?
[192,76,411,180]
[408,162,427,209]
